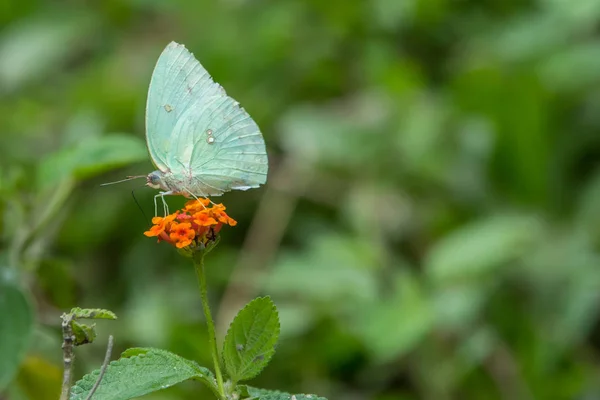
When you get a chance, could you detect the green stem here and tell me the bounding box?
[194,253,226,399]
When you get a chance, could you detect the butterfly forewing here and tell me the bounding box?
[145,41,267,196]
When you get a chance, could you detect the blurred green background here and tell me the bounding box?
[2,0,600,399]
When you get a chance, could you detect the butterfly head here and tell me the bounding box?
[146,171,167,190]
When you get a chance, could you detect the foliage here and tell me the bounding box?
[243,387,327,400]
[70,348,217,400]
[1,0,600,399]
[0,272,33,392]
[223,297,280,384]
[68,297,285,400]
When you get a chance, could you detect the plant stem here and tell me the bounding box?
[194,254,226,399]
[60,313,75,400]
[85,335,114,400]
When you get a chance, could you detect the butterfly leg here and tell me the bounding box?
[196,190,216,206]
[161,191,173,215]
[154,191,174,216]
[162,196,169,216]
[183,188,208,209]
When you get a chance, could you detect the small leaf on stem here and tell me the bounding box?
[223,296,280,383]
[70,308,117,320]
[71,322,96,346]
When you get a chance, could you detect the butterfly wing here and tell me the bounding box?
[146,42,268,195]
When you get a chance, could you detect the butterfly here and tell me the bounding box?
[106,42,268,214]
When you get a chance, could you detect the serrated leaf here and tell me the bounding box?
[244,386,328,400]
[0,273,34,391]
[70,307,117,320]
[71,321,96,346]
[70,349,216,400]
[118,348,214,381]
[37,133,147,190]
[223,296,280,383]
[118,347,216,384]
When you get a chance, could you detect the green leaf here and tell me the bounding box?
[37,133,147,190]
[70,348,217,400]
[223,297,280,383]
[279,99,389,170]
[0,272,34,391]
[354,271,433,362]
[117,347,213,384]
[119,347,153,359]
[426,214,543,283]
[539,42,600,92]
[118,347,218,384]
[70,307,117,320]
[243,386,328,400]
[71,321,96,346]
[15,355,63,400]
[0,11,98,93]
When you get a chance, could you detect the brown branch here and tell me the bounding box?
[60,313,75,400]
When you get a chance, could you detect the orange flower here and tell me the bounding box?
[183,198,210,213]
[209,205,237,226]
[193,211,218,227]
[169,222,196,248]
[144,214,176,237]
[144,202,237,250]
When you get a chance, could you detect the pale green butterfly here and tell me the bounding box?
[107,42,268,214]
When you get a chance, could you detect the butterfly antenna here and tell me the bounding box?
[100,175,146,186]
[131,189,151,227]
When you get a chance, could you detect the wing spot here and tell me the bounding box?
[164,104,173,112]
[186,85,192,94]
[207,137,215,144]
[206,129,213,136]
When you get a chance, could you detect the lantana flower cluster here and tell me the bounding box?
[144,199,237,249]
